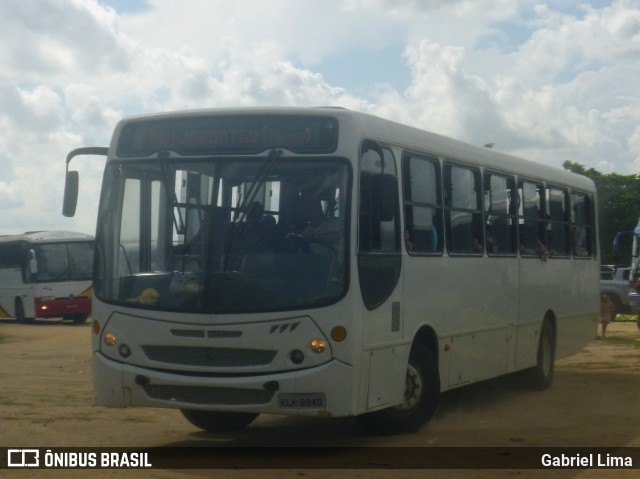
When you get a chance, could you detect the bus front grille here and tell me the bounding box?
[143,384,274,405]
[142,346,277,367]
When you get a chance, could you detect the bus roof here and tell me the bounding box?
[109,106,596,193]
[0,231,94,244]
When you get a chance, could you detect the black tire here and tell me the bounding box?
[180,410,259,432]
[526,319,556,390]
[357,344,439,435]
[15,298,33,324]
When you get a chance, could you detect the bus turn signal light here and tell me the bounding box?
[330,326,347,342]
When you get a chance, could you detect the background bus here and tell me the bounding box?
[0,231,94,324]
[612,216,640,282]
[63,107,599,434]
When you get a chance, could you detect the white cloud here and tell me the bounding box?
[0,0,639,235]
[0,0,130,82]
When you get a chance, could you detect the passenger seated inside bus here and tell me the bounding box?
[285,189,340,253]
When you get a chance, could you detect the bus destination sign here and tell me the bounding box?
[117,115,339,157]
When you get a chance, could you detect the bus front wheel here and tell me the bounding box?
[15,298,33,324]
[357,344,439,435]
[180,410,259,432]
[64,314,89,324]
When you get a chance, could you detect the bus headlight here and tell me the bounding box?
[310,338,327,353]
[103,332,117,347]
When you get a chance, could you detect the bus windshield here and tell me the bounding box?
[32,242,94,282]
[95,156,350,314]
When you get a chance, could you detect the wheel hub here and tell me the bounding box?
[397,363,422,411]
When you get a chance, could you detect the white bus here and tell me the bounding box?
[63,107,599,434]
[0,231,94,324]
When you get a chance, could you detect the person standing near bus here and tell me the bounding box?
[599,294,612,339]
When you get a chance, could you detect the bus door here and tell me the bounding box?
[358,141,405,410]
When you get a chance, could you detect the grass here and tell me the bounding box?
[614,314,639,322]
[603,336,640,350]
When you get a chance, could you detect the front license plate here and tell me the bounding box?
[278,393,326,409]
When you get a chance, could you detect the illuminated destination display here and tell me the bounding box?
[116,115,339,156]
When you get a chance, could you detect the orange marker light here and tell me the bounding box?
[330,326,347,342]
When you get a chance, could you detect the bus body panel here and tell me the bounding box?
[403,255,519,388]
[90,293,369,416]
[92,345,354,417]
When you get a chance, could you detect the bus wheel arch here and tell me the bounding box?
[526,312,556,390]
[357,329,440,435]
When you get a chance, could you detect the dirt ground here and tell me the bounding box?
[1,317,639,479]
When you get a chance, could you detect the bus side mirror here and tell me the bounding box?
[63,170,79,217]
[374,174,398,222]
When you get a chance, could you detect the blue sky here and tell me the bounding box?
[0,0,639,235]
[100,0,149,12]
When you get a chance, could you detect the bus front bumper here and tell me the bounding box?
[92,352,354,417]
[35,297,91,317]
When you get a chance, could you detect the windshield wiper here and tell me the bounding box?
[204,149,281,310]
[158,152,186,236]
[234,148,282,224]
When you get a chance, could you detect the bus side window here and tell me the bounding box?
[546,186,570,257]
[402,154,442,254]
[444,163,483,254]
[0,242,27,281]
[484,172,518,255]
[571,192,594,257]
[359,142,399,253]
[518,180,546,256]
[358,140,401,310]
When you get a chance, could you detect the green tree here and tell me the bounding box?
[563,161,640,264]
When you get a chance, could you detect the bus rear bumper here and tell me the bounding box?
[92,352,354,417]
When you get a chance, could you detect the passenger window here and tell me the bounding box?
[444,163,483,254]
[484,172,517,255]
[571,192,594,257]
[402,154,443,254]
[518,180,546,256]
[546,186,570,257]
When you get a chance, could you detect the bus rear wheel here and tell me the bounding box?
[357,344,439,435]
[180,410,259,432]
[526,319,555,390]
